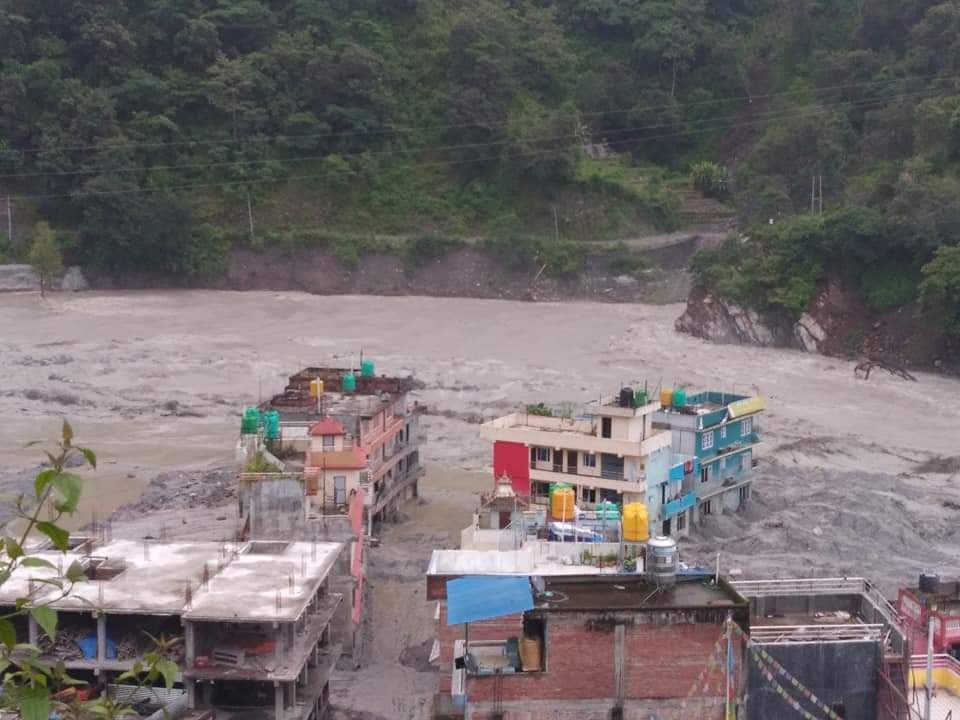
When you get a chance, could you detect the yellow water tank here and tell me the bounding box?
[550,487,576,521]
[660,388,673,407]
[309,379,324,398]
[623,503,650,542]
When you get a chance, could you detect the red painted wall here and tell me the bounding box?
[493,441,530,494]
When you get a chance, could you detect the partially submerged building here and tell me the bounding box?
[1,537,348,720]
[653,389,763,521]
[480,389,693,533]
[479,386,758,538]
[238,364,424,530]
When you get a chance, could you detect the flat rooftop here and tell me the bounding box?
[0,539,342,621]
[428,544,625,578]
[537,575,747,612]
[184,540,342,622]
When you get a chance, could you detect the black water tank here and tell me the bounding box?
[919,572,940,594]
[619,387,634,407]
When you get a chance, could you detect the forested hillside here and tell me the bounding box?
[0,0,958,347]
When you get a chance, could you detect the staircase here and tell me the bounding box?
[668,182,735,228]
[880,653,913,720]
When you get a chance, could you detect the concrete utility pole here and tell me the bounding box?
[246,193,255,243]
[811,175,816,214]
[5,196,11,247]
[818,175,823,215]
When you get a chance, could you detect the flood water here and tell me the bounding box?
[1,290,958,525]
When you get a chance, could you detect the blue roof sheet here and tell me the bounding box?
[446,576,534,625]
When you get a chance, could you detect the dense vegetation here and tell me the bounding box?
[0,0,959,332]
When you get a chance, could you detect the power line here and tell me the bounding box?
[0,86,940,182]
[11,89,940,203]
[3,71,954,158]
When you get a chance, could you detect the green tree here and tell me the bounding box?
[28,222,63,298]
[0,422,179,719]
[919,245,960,334]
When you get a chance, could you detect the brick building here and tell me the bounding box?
[427,565,749,720]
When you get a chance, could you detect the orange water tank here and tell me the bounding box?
[550,487,576,520]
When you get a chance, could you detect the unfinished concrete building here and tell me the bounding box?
[0,537,348,720]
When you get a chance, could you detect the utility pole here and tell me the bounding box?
[553,207,560,243]
[246,193,255,244]
[818,175,823,215]
[811,175,816,214]
[5,196,11,247]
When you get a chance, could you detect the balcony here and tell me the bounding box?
[481,413,672,459]
[663,492,696,517]
[528,466,643,495]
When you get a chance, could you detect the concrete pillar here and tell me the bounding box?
[97,614,106,664]
[274,682,283,720]
[185,621,195,667]
[277,624,285,667]
[185,679,196,710]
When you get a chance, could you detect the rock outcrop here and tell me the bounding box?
[0,264,90,293]
[676,286,833,353]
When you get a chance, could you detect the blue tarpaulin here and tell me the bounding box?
[446,576,534,625]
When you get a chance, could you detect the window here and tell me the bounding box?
[334,476,347,505]
[583,453,597,468]
[719,457,726,471]
[322,434,335,449]
[701,500,713,516]
[720,424,727,439]
[601,417,612,439]
[741,417,753,436]
[581,487,596,503]
[677,513,687,531]
[739,486,749,504]
[701,431,714,451]
[700,466,710,484]
[532,481,549,497]
[535,447,550,462]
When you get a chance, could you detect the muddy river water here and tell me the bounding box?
[0,290,958,572]
[3,290,960,720]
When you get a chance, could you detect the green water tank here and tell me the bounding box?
[264,410,281,440]
[634,389,648,407]
[342,372,357,393]
[361,359,376,377]
[242,407,260,434]
[673,388,687,408]
[596,500,620,520]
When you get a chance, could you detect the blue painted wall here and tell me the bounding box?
[696,414,759,459]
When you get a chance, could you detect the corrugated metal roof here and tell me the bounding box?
[446,576,533,625]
